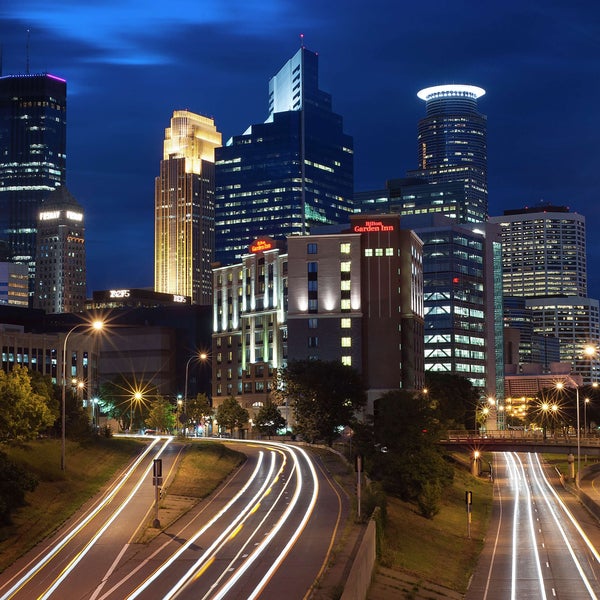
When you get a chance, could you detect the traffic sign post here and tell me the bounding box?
[465,490,472,539]
[153,459,162,528]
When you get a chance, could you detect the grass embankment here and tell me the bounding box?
[0,437,144,572]
[131,440,246,543]
[378,454,494,594]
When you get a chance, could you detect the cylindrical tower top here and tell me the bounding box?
[417,84,486,101]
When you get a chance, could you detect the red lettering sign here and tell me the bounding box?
[250,239,274,253]
[352,220,395,233]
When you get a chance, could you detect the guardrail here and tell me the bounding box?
[441,430,600,446]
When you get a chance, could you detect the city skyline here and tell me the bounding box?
[1,2,598,297]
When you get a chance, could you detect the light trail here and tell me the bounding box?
[125,449,277,599]
[38,438,175,599]
[0,437,167,600]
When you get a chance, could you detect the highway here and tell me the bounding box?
[466,452,600,599]
[0,438,347,600]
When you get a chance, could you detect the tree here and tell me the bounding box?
[216,396,249,436]
[0,365,55,443]
[99,376,154,431]
[424,372,480,430]
[370,390,453,515]
[278,359,366,446]
[0,451,38,524]
[255,401,286,438]
[186,393,213,435]
[145,396,176,433]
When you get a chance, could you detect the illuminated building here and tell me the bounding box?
[0,262,29,306]
[401,215,504,420]
[407,84,487,222]
[154,110,222,305]
[215,46,354,266]
[490,205,599,383]
[85,288,190,309]
[0,73,67,294]
[489,205,587,298]
[33,186,86,314]
[288,214,424,413]
[212,238,288,417]
[212,214,424,418]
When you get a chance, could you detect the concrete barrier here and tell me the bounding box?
[340,517,377,600]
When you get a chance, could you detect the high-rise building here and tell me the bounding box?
[407,84,487,222]
[490,205,599,383]
[33,186,86,314]
[215,46,354,266]
[154,110,221,305]
[0,73,67,293]
[489,205,587,298]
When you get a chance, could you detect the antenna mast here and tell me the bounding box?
[26,29,30,74]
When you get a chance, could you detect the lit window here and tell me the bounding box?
[340,243,351,254]
[365,249,373,257]
[375,248,383,256]
[385,248,393,256]
[341,318,351,328]
[341,356,352,366]
[341,261,351,272]
[341,299,351,310]
[341,337,352,347]
[308,318,318,329]
[341,280,351,291]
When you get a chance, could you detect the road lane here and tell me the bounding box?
[466,452,600,600]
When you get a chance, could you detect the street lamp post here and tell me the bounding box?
[183,351,208,437]
[557,379,581,486]
[61,321,103,471]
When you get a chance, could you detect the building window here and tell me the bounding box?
[341,280,351,291]
[341,337,352,347]
[340,243,351,254]
[341,318,351,328]
[365,249,373,257]
[341,356,352,366]
[341,261,351,272]
[308,336,319,348]
[308,298,318,312]
[307,243,318,254]
[308,280,318,292]
[385,248,393,256]
[308,318,318,329]
[308,261,318,273]
[375,248,383,256]
[341,299,351,311]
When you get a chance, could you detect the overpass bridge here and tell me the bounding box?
[440,430,600,456]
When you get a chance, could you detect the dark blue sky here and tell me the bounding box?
[1,1,599,298]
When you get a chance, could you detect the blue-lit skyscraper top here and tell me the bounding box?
[408,83,487,223]
[215,47,354,266]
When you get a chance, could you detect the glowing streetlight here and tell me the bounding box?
[183,351,209,437]
[61,320,104,471]
[130,390,143,433]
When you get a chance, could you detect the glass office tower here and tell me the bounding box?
[0,73,67,293]
[215,46,354,266]
[407,84,487,222]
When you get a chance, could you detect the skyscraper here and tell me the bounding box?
[33,186,86,314]
[0,73,67,293]
[215,46,354,266]
[490,204,599,382]
[407,84,487,222]
[154,110,222,305]
[489,205,587,298]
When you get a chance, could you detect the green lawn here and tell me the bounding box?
[378,455,494,593]
[0,437,145,571]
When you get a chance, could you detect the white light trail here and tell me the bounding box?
[0,438,165,600]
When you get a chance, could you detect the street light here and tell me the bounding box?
[61,320,103,471]
[130,390,143,433]
[183,351,209,437]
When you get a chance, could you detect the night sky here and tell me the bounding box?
[1,1,599,298]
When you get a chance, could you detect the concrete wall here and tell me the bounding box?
[340,517,377,600]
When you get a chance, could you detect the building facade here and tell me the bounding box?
[154,110,221,305]
[0,73,67,293]
[490,205,599,383]
[0,262,28,306]
[212,238,288,416]
[33,186,86,314]
[407,84,487,222]
[215,46,354,266]
[212,214,424,418]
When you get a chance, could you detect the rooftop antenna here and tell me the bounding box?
[0,43,3,77]
[300,33,304,48]
[26,29,30,74]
